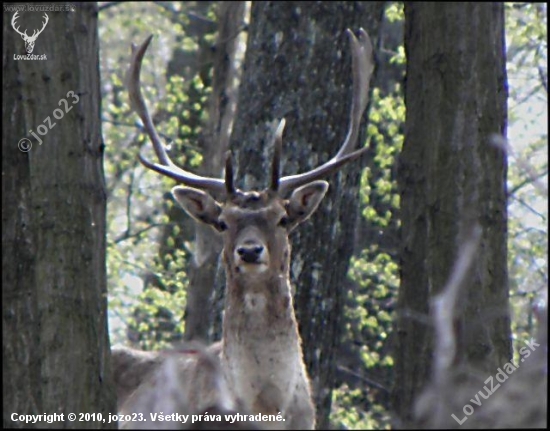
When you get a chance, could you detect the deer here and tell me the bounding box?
[114,27,374,430]
[11,11,49,54]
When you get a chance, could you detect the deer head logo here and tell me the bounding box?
[12,12,49,54]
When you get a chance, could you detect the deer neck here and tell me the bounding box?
[221,266,306,418]
[221,245,304,357]
[223,267,299,339]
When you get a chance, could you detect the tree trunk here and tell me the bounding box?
[185,1,246,342]
[3,4,116,427]
[392,2,510,426]
[229,2,384,428]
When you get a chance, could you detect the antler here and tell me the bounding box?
[32,13,49,39]
[276,28,374,197]
[11,12,27,38]
[128,29,372,197]
[127,35,228,196]
[11,12,49,40]
[270,119,285,191]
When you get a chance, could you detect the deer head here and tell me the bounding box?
[12,12,49,54]
[127,29,374,282]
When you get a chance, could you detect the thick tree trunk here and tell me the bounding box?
[229,2,384,428]
[392,2,510,426]
[3,4,116,427]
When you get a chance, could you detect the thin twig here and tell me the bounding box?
[113,222,171,244]
[424,223,482,427]
[508,167,549,196]
[510,195,547,221]
[538,65,548,94]
[491,134,548,195]
[337,365,390,393]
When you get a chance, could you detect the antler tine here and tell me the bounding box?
[127,35,226,195]
[270,119,286,191]
[37,13,49,36]
[225,151,235,195]
[12,12,26,37]
[336,28,374,159]
[278,28,374,197]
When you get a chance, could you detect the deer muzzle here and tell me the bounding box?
[237,244,264,263]
[233,237,269,274]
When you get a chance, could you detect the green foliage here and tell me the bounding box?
[505,2,548,359]
[126,248,189,350]
[331,4,405,428]
[332,385,391,430]
[385,2,403,23]
[101,2,546,428]
[331,86,404,431]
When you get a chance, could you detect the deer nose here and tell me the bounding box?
[237,245,264,263]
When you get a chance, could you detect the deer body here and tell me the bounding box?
[170,187,326,429]
[117,28,374,430]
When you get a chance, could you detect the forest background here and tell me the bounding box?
[3,2,546,429]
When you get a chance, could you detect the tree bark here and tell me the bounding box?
[393,2,510,425]
[229,2,384,427]
[3,3,116,427]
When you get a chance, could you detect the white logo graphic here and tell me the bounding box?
[12,11,49,54]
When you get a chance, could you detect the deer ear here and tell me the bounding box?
[286,181,329,229]
[172,186,222,229]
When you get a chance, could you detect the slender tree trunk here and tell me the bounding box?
[229,2,384,427]
[3,3,115,427]
[185,1,246,342]
[392,2,510,426]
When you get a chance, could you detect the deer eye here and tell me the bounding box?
[218,221,228,232]
[278,216,289,228]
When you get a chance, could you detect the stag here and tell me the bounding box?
[11,11,49,54]
[116,28,374,430]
